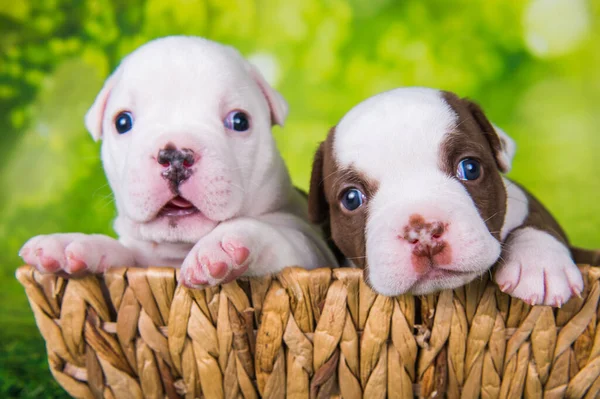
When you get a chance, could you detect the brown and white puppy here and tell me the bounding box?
[309,87,584,306]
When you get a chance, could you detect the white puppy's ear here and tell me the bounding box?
[463,99,516,173]
[246,63,289,127]
[85,73,118,141]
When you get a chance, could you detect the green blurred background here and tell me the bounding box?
[1,0,599,397]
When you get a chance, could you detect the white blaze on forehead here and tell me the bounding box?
[334,88,458,180]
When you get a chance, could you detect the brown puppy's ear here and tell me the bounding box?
[463,99,515,173]
[308,141,329,224]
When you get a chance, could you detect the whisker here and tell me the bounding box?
[346,255,367,260]
[483,212,500,223]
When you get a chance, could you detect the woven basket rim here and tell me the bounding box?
[16,263,600,398]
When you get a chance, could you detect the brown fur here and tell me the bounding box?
[440,92,507,240]
[308,128,378,269]
[507,181,568,244]
[571,247,600,265]
[442,93,600,266]
[504,182,600,266]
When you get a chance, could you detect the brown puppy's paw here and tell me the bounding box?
[495,228,584,307]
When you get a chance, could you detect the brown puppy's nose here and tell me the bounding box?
[157,147,195,188]
[401,214,447,258]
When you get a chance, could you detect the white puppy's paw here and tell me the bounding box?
[20,233,134,275]
[180,233,254,288]
[494,227,584,307]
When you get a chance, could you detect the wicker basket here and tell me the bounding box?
[16,264,600,399]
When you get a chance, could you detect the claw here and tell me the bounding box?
[526,295,538,306]
[499,283,513,293]
[553,297,563,308]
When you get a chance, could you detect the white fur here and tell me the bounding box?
[491,124,516,173]
[496,181,583,305]
[335,88,500,296]
[495,227,583,306]
[20,36,337,282]
[500,178,529,241]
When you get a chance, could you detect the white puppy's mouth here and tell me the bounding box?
[157,196,200,218]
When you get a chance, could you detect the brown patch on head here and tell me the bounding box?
[440,92,507,239]
[308,127,379,269]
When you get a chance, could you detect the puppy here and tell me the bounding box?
[20,36,336,286]
[308,87,584,306]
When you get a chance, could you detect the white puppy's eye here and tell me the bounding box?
[224,110,250,132]
[457,158,482,181]
[115,111,134,134]
[340,188,366,211]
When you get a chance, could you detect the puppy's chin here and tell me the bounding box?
[407,270,484,295]
[366,259,490,297]
[115,212,219,244]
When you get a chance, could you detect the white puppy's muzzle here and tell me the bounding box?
[113,127,244,224]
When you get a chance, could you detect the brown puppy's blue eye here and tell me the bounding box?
[115,111,133,134]
[457,158,481,181]
[341,188,365,211]
[224,110,250,132]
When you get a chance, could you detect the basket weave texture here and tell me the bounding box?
[16,264,600,399]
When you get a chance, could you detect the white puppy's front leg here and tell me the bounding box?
[180,216,331,288]
[20,233,136,274]
[494,227,584,306]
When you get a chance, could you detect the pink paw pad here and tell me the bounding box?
[39,255,61,272]
[66,254,87,274]
[222,264,250,284]
[201,256,229,279]
[187,267,208,286]
[221,242,250,265]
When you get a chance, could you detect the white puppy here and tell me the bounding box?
[20,36,336,286]
[309,87,584,306]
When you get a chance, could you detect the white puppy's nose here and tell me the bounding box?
[157,145,196,188]
[400,214,447,258]
[157,146,195,168]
